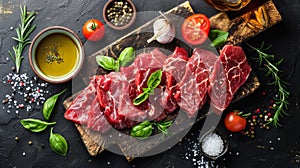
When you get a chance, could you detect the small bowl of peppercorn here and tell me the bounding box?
[103,0,136,30]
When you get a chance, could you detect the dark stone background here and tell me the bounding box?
[0,0,299,167]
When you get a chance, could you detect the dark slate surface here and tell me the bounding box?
[0,0,300,167]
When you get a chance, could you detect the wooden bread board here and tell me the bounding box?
[63,0,282,161]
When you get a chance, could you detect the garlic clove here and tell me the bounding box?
[156,24,175,44]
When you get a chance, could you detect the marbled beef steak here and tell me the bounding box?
[64,46,252,133]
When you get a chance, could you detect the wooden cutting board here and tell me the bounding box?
[63,0,282,161]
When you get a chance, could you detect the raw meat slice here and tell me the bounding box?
[97,72,147,129]
[193,48,218,74]
[118,75,148,124]
[87,97,111,133]
[96,72,127,129]
[160,71,177,114]
[133,48,167,71]
[162,47,189,113]
[163,47,189,83]
[209,45,251,113]
[64,76,98,125]
[134,68,168,121]
[175,50,209,117]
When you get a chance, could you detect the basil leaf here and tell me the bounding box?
[154,120,173,134]
[20,118,56,132]
[49,127,68,156]
[133,91,149,106]
[131,120,153,139]
[115,60,120,72]
[118,47,136,67]
[158,120,173,128]
[43,89,67,120]
[209,30,229,47]
[96,55,116,71]
[147,69,162,89]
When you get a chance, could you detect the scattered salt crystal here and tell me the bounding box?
[2,73,50,114]
[107,161,110,165]
[22,152,26,156]
[201,133,224,157]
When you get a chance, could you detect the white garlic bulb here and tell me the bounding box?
[147,13,175,44]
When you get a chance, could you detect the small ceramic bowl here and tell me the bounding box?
[29,26,84,84]
[199,127,228,160]
[103,0,137,30]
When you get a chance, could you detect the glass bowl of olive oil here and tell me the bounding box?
[29,26,84,83]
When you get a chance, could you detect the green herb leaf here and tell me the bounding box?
[96,55,117,71]
[118,47,136,67]
[133,91,149,106]
[154,120,173,135]
[209,30,229,48]
[133,69,163,105]
[9,5,36,73]
[49,128,68,156]
[20,118,56,132]
[131,120,153,139]
[147,69,163,89]
[43,89,67,120]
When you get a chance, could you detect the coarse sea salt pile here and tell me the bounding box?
[2,73,50,114]
[181,132,219,167]
[201,133,224,157]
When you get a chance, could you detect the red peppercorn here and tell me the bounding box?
[267,113,272,117]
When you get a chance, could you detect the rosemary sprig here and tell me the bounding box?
[247,42,289,127]
[8,5,36,73]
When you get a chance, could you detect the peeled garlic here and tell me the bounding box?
[147,12,175,44]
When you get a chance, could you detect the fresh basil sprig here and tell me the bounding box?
[131,120,153,139]
[133,69,162,105]
[20,118,56,133]
[131,120,173,139]
[96,47,135,71]
[49,127,68,156]
[209,29,229,48]
[43,89,67,120]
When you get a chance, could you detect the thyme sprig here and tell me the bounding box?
[247,42,289,127]
[8,5,36,73]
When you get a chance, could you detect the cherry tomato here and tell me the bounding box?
[181,14,210,45]
[82,19,105,41]
[224,111,247,132]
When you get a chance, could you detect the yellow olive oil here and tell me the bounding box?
[36,33,78,78]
